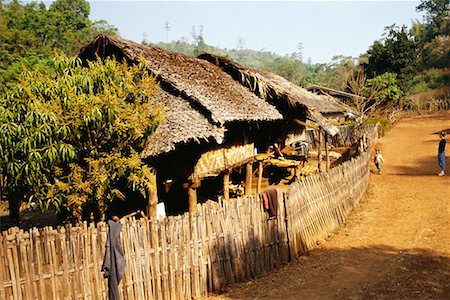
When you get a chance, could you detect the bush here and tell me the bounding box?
[366,117,391,137]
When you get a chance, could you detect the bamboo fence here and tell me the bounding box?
[0,127,377,299]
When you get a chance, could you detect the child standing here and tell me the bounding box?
[374,149,384,174]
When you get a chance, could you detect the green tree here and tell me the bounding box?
[0,55,159,225]
[0,0,118,91]
[416,0,449,40]
[363,25,419,91]
[192,25,209,56]
[365,72,403,108]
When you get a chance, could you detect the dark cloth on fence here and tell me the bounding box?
[102,220,125,300]
[262,189,278,218]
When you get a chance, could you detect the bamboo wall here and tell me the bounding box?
[0,127,377,299]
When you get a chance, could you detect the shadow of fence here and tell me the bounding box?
[0,127,378,299]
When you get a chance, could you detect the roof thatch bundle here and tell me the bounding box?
[198,54,358,135]
[79,35,282,127]
[140,89,225,158]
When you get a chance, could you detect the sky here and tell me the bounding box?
[87,1,424,63]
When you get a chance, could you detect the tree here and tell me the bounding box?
[191,25,208,56]
[0,55,159,225]
[347,68,381,119]
[416,0,449,40]
[0,0,118,91]
[365,72,403,109]
[363,25,419,91]
[422,35,450,67]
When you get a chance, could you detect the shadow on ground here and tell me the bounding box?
[385,155,448,176]
[0,201,57,231]
[213,245,450,299]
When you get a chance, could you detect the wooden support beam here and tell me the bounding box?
[293,118,318,129]
[245,162,253,195]
[257,161,263,194]
[146,171,158,219]
[318,128,323,172]
[325,133,330,172]
[188,180,198,213]
[223,171,230,201]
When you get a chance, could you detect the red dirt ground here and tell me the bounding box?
[209,111,450,299]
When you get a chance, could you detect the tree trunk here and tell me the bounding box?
[146,172,158,219]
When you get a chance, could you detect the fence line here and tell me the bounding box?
[0,127,377,299]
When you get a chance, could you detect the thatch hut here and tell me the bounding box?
[198,54,356,133]
[197,54,358,171]
[79,35,287,216]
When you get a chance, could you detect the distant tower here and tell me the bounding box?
[164,21,171,43]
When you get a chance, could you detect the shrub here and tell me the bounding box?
[366,117,391,137]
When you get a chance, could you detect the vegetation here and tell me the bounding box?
[0,0,448,225]
[0,0,118,92]
[153,0,448,112]
[0,55,159,224]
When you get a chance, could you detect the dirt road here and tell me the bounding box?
[210,111,450,299]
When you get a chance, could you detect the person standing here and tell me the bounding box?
[438,131,446,176]
[374,149,384,175]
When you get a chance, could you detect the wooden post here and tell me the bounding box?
[257,161,263,194]
[325,133,330,172]
[223,171,230,201]
[245,162,252,195]
[188,180,198,213]
[146,171,158,219]
[318,128,323,172]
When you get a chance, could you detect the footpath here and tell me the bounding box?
[211,111,450,299]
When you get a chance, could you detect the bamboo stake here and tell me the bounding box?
[245,162,253,195]
[223,171,230,201]
[318,127,323,172]
[257,161,263,194]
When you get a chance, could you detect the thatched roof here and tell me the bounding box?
[140,89,225,158]
[198,54,359,135]
[79,35,282,126]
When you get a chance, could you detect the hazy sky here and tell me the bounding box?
[88,1,423,63]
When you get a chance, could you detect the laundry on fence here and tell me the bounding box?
[102,219,126,300]
[262,189,278,218]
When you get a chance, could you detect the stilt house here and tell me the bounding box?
[79,35,355,217]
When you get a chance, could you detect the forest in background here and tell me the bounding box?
[150,0,449,110]
[0,0,448,225]
[1,0,449,107]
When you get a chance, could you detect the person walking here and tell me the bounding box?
[438,131,446,176]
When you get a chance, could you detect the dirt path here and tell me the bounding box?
[210,111,450,299]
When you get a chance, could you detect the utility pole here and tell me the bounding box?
[164,21,171,43]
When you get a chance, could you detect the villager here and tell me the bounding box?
[273,143,284,159]
[438,131,446,176]
[102,219,126,300]
[374,149,384,175]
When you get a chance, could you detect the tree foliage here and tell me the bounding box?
[363,25,419,90]
[0,55,159,224]
[0,0,118,91]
